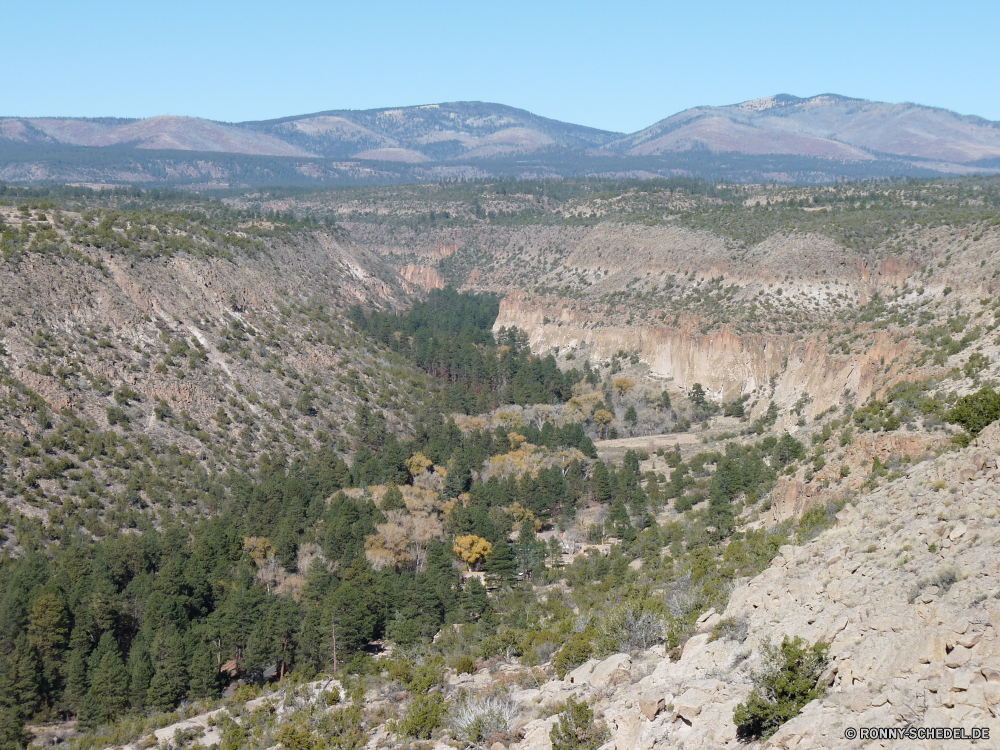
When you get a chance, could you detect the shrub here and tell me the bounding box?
[932,565,961,591]
[455,655,477,675]
[550,696,609,750]
[733,636,829,741]
[946,386,1000,438]
[396,692,445,739]
[711,614,750,643]
[554,633,594,678]
[106,406,129,426]
[595,601,665,655]
[450,692,519,749]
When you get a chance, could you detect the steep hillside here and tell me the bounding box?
[0,191,447,546]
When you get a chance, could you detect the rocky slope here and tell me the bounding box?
[503,421,1000,750]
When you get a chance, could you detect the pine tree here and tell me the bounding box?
[10,634,41,716]
[515,521,543,575]
[62,647,89,717]
[27,592,68,702]
[443,450,470,498]
[147,628,188,711]
[0,651,29,750]
[243,619,274,679]
[127,633,153,709]
[483,542,516,587]
[382,484,406,512]
[83,632,129,726]
[462,577,489,621]
[188,639,220,699]
[591,462,613,502]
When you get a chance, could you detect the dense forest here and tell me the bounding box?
[350,289,584,413]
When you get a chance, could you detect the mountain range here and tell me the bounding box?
[3,94,999,186]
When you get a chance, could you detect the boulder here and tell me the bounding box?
[589,653,632,689]
[638,696,665,721]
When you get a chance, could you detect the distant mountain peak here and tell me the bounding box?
[2,95,999,185]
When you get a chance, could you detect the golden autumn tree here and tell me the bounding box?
[405,452,433,477]
[453,535,492,571]
[613,377,636,397]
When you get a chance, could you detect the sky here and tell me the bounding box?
[3,0,998,133]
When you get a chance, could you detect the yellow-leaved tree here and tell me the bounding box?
[405,452,433,477]
[613,377,636,397]
[453,535,493,571]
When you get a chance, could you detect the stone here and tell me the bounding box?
[958,633,981,649]
[696,612,722,634]
[566,658,599,685]
[917,630,948,664]
[982,667,1000,683]
[639,697,665,721]
[589,654,632,689]
[945,645,973,668]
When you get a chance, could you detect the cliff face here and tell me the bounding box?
[396,263,447,291]
[495,292,914,422]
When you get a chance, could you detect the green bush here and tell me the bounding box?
[550,696,609,750]
[733,636,829,740]
[946,386,1000,438]
[455,655,477,675]
[396,692,445,739]
[554,633,594,678]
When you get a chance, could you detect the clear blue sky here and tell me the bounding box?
[4,0,998,133]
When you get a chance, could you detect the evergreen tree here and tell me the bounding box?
[591,462,613,502]
[188,638,221,699]
[461,577,489,622]
[443,450,471,498]
[27,592,68,702]
[147,628,188,711]
[126,632,154,709]
[483,542,516,587]
[83,632,129,727]
[10,634,41,716]
[382,484,406,512]
[243,619,273,680]
[62,646,89,718]
[327,564,378,657]
[515,522,544,575]
[0,651,28,750]
[660,390,672,410]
